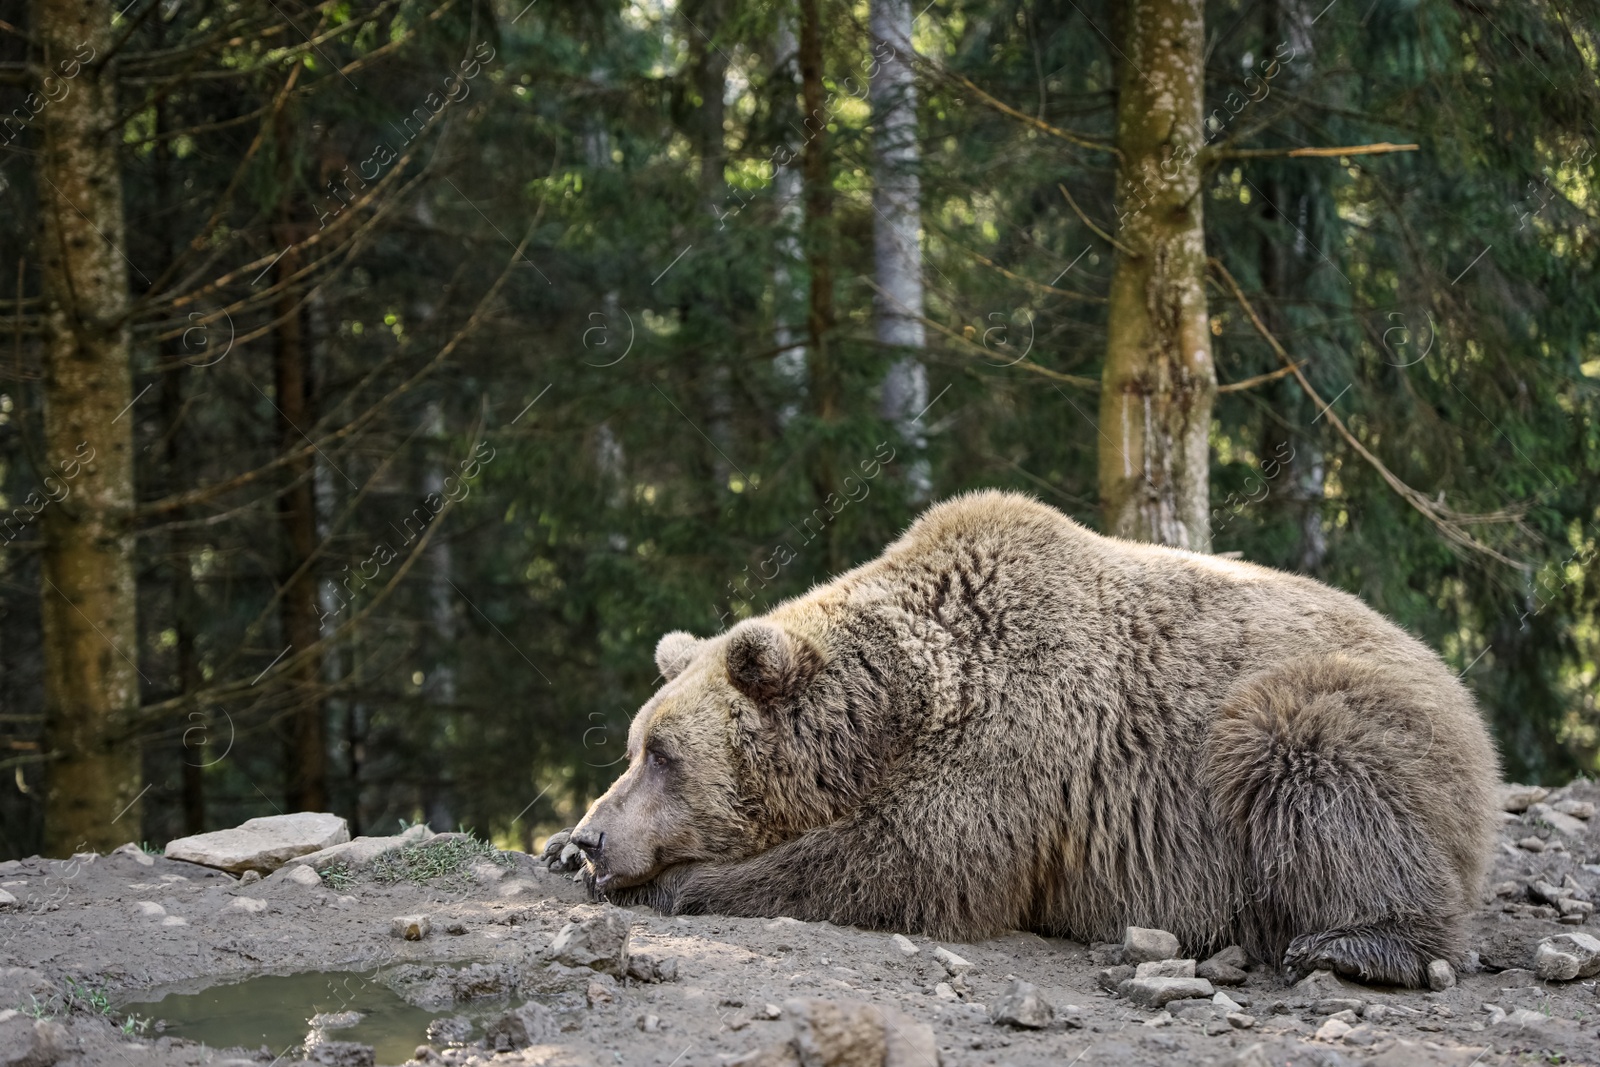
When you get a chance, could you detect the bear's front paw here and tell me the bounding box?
[541,828,584,872]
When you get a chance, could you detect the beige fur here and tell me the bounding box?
[555,491,1499,986]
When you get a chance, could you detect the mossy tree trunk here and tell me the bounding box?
[35,0,142,854]
[1099,0,1216,551]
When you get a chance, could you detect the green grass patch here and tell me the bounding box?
[369,832,515,885]
[318,861,355,891]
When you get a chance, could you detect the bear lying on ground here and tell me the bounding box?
[545,491,1498,986]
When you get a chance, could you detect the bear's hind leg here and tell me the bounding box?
[1206,655,1476,987]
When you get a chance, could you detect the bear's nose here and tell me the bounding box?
[572,828,605,855]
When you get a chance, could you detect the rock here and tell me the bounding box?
[1119,976,1214,1009]
[0,889,14,907]
[1499,783,1549,812]
[637,1013,664,1032]
[1504,1008,1550,1027]
[1122,926,1181,963]
[238,870,261,885]
[990,980,1053,1029]
[1517,836,1547,852]
[1316,1017,1353,1042]
[1529,802,1589,836]
[1292,969,1361,999]
[624,953,679,983]
[1212,992,1242,1013]
[164,812,349,873]
[224,896,268,916]
[483,1001,558,1051]
[1492,880,1520,898]
[471,861,506,883]
[290,824,432,870]
[309,1011,362,1030]
[1531,880,1570,905]
[588,977,617,1006]
[890,934,918,957]
[426,1016,473,1046]
[0,1016,71,1067]
[549,907,631,974]
[1226,1013,1256,1030]
[161,915,188,927]
[304,1039,374,1066]
[1556,799,1596,819]
[931,946,972,976]
[1096,965,1135,991]
[388,962,517,1007]
[1196,959,1247,986]
[1205,945,1250,970]
[283,865,322,887]
[1134,959,1194,979]
[133,900,165,917]
[1562,873,1592,901]
[1342,1025,1379,1047]
[783,998,935,1067]
[1326,1009,1360,1025]
[1560,898,1594,918]
[392,914,431,940]
[1312,998,1364,1015]
[932,982,958,1001]
[1426,959,1456,990]
[1535,932,1600,979]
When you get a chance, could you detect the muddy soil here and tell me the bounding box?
[7,782,1600,1067]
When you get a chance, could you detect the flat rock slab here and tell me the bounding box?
[164,812,350,873]
[286,823,432,871]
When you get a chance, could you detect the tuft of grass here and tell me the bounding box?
[318,861,355,891]
[61,978,112,1017]
[369,831,514,885]
[120,1013,154,1036]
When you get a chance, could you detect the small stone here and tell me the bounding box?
[1559,898,1594,917]
[1556,799,1596,819]
[1196,959,1247,986]
[482,1001,557,1051]
[1212,992,1242,1013]
[1096,965,1135,991]
[1535,931,1600,979]
[1134,959,1195,979]
[285,865,322,887]
[763,1004,781,1019]
[1222,1044,1272,1067]
[1315,1017,1352,1041]
[1087,942,1125,966]
[304,1039,374,1066]
[238,869,262,885]
[933,982,958,1001]
[1499,783,1549,812]
[1326,1009,1359,1025]
[426,1016,473,1046]
[224,895,268,915]
[1530,802,1589,836]
[784,998,935,1067]
[587,979,615,1006]
[133,900,165,917]
[637,1014,663,1032]
[1293,970,1360,999]
[1426,959,1456,990]
[1122,926,1181,964]
[1504,1007,1550,1027]
[1119,976,1215,1009]
[1492,880,1520,898]
[1342,1024,1379,1047]
[990,980,1054,1029]
[1226,1012,1255,1030]
[1518,836,1548,852]
[549,907,632,975]
[890,934,918,957]
[161,915,187,927]
[1142,1010,1172,1028]
[1562,873,1592,901]
[0,889,14,907]
[932,947,972,976]
[446,920,467,935]
[391,914,431,941]
[1311,998,1364,1016]
[1202,1017,1232,1036]
[112,842,156,867]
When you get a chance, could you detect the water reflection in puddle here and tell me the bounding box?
[120,969,453,1064]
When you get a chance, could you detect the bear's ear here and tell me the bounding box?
[725,621,820,704]
[655,630,702,681]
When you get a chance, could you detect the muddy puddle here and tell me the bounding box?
[119,969,456,1063]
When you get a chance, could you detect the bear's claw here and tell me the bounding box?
[542,828,585,872]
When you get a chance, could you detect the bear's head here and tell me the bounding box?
[568,610,903,892]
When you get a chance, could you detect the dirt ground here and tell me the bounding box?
[7,782,1600,1067]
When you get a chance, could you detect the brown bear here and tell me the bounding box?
[545,491,1499,986]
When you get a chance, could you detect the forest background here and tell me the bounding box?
[1,0,1597,859]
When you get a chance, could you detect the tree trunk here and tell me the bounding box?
[35,0,143,855]
[870,0,928,489]
[1099,0,1216,551]
[799,0,843,572]
[272,118,327,811]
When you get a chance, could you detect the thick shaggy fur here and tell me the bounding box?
[567,491,1499,986]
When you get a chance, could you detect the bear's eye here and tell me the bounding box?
[645,747,672,771]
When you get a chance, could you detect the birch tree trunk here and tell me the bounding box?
[870,0,928,481]
[1099,0,1216,551]
[35,0,143,854]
